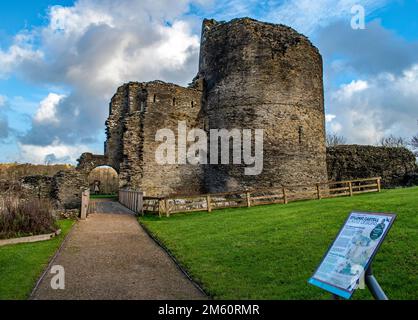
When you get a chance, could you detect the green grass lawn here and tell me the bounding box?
[90,194,118,200]
[140,187,418,300]
[0,220,75,300]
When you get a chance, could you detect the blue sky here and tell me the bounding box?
[0,0,417,164]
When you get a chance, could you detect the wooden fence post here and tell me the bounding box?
[246,191,251,207]
[140,195,144,216]
[316,183,321,200]
[282,187,288,204]
[131,192,135,212]
[377,177,381,192]
[80,189,89,220]
[348,181,353,197]
[158,199,163,217]
[165,198,170,217]
[207,194,212,213]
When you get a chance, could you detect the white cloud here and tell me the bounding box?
[0,33,44,79]
[193,0,389,35]
[155,21,200,68]
[19,140,88,164]
[0,95,6,107]
[334,80,369,100]
[267,0,389,34]
[34,93,66,124]
[325,114,336,122]
[328,64,418,144]
[325,114,343,134]
[330,121,343,134]
[3,0,201,151]
[48,3,114,35]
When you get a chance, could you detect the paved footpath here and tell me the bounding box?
[31,200,206,300]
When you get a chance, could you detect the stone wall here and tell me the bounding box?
[106,81,204,195]
[119,82,144,189]
[327,145,418,187]
[77,153,112,175]
[20,176,54,200]
[106,84,129,172]
[50,169,88,209]
[139,81,204,195]
[198,18,328,192]
[1,169,88,210]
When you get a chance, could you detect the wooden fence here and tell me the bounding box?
[119,189,144,214]
[141,177,382,217]
[80,189,90,220]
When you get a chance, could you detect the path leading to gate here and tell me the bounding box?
[31,200,206,300]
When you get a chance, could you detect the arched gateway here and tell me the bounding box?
[77,153,115,175]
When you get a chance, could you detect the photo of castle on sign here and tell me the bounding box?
[0,0,417,316]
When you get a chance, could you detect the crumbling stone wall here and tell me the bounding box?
[50,169,88,209]
[20,176,54,200]
[119,82,144,189]
[0,176,52,199]
[139,81,204,195]
[77,153,112,175]
[327,145,418,187]
[105,85,129,172]
[198,18,328,191]
[1,169,88,210]
[106,81,204,195]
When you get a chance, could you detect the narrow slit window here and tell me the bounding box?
[298,126,303,144]
[153,94,156,103]
[173,97,176,106]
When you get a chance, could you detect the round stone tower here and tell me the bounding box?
[198,18,328,192]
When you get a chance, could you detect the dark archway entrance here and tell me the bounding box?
[88,166,119,195]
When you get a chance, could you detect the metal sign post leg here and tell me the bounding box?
[365,266,388,300]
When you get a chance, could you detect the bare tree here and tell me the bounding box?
[410,135,418,156]
[379,135,408,148]
[326,134,347,147]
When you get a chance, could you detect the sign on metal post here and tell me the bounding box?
[309,211,396,299]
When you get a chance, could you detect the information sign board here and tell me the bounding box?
[309,212,396,299]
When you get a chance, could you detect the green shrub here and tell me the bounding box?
[0,197,58,239]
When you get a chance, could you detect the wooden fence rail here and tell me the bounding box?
[140,177,382,217]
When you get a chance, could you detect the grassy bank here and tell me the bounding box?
[140,187,418,300]
[0,220,75,300]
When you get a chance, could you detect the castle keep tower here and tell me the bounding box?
[198,18,328,191]
[78,17,328,196]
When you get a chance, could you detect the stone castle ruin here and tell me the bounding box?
[78,18,329,196]
[3,17,415,209]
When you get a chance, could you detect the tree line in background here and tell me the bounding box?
[0,163,74,181]
[326,131,418,157]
